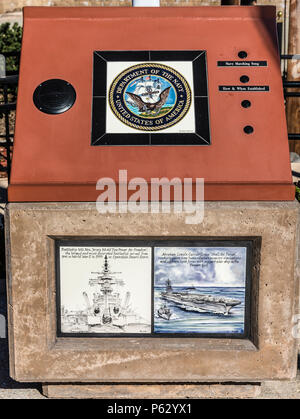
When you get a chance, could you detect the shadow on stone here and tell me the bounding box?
[0,179,8,279]
[0,286,42,393]
[0,179,42,395]
[0,185,7,204]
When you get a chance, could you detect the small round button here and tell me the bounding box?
[244,125,254,134]
[240,75,250,83]
[241,100,251,108]
[238,51,248,59]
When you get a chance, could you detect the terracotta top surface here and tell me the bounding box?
[9,6,294,201]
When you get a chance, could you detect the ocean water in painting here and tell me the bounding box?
[154,246,247,335]
[154,286,245,335]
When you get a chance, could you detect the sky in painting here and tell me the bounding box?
[154,247,247,288]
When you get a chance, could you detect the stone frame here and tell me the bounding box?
[5,201,299,382]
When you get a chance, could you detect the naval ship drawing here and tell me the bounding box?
[157,304,172,321]
[61,255,150,333]
[160,279,241,316]
[125,76,173,117]
[126,76,163,105]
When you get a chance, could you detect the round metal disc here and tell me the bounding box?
[33,79,76,114]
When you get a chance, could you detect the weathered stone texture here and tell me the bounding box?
[42,383,262,399]
[5,201,299,383]
[0,1,130,14]
[41,372,300,398]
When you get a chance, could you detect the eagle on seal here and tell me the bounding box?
[126,86,171,115]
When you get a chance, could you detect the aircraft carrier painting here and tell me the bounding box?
[160,279,241,315]
[154,247,247,335]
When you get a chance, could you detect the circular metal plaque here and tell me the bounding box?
[33,79,76,114]
[108,63,191,131]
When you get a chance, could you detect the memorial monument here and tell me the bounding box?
[5,6,299,398]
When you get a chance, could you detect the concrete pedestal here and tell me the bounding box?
[42,383,262,399]
[42,374,300,398]
[4,201,299,394]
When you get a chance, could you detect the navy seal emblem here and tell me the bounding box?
[108,63,191,131]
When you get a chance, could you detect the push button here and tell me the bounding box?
[244,125,254,134]
[238,51,248,59]
[240,75,250,83]
[241,100,251,108]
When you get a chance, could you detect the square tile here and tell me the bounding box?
[91,51,210,145]
[154,246,249,335]
[57,243,152,336]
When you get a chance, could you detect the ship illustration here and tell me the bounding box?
[157,304,172,321]
[81,255,150,331]
[160,279,241,316]
[126,76,163,106]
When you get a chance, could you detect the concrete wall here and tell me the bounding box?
[5,201,299,383]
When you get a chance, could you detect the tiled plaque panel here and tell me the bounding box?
[91,51,210,145]
[56,239,252,338]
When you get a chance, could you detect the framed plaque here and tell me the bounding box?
[91,51,210,145]
[56,239,252,338]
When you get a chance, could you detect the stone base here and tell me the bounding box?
[42,376,300,399]
[5,201,300,383]
[43,373,300,399]
[42,383,262,399]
